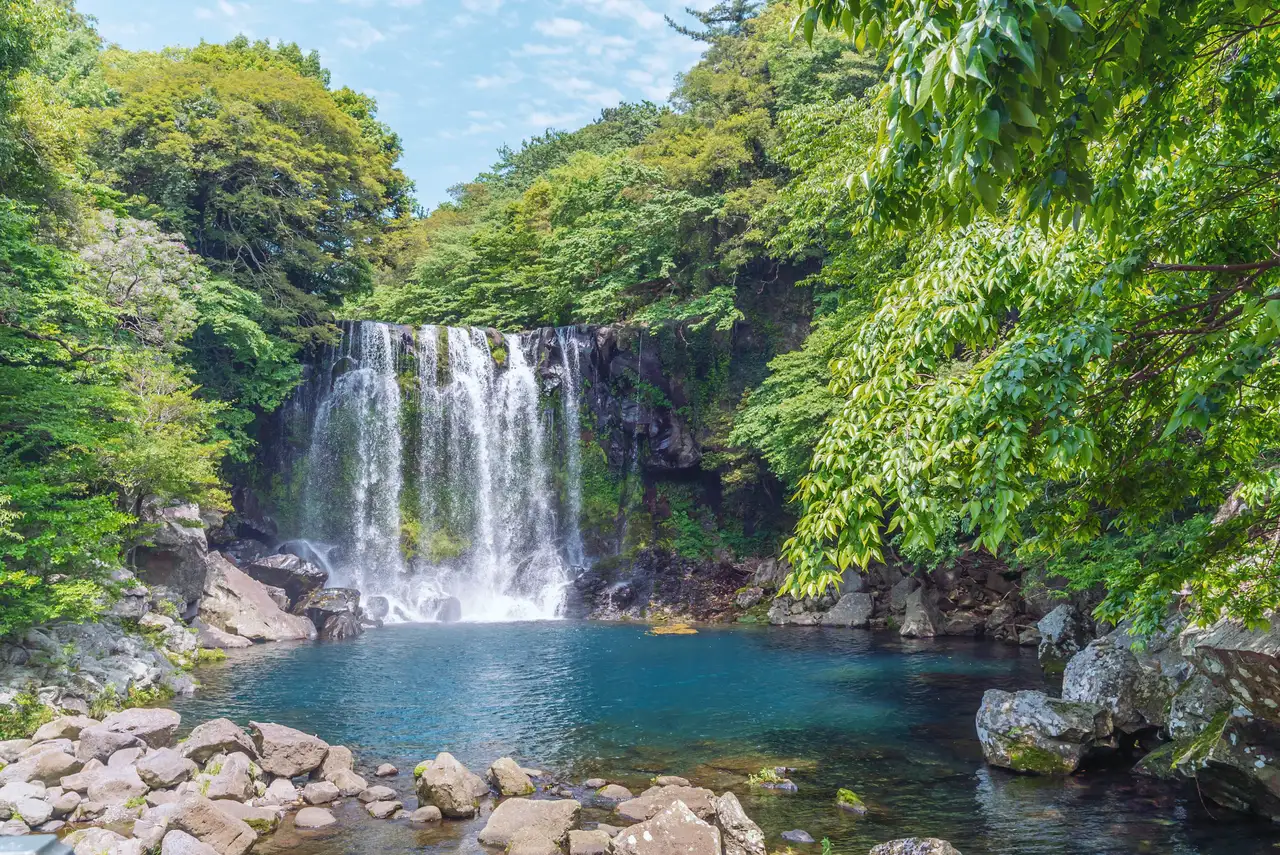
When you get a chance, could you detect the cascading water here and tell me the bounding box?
[293,321,582,622]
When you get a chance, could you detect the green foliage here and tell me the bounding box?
[0,687,53,740]
[747,766,784,785]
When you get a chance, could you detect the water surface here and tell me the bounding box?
[174,623,1278,855]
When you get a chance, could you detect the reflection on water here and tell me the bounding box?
[173,623,1279,855]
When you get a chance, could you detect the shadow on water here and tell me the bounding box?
[174,623,1280,855]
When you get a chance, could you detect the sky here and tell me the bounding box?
[79,0,713,209]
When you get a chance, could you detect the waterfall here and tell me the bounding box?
[294,321,582,623]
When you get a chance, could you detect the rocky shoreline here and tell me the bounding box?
[974,602,1280,822]
[0,709,961,855]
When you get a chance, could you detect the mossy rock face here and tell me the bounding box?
[835,788,868,815]
[1004,742,1077,775]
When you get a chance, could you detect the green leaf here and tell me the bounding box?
[977,108,1001,141]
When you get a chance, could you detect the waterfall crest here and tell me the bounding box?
[293,321,583,623]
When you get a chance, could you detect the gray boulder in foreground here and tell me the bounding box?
[477,797,580,847]
[415,752,486,818]
[613,800,721,855]
[976,688,1113,773]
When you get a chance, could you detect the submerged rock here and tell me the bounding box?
[569,829,613,855]
[781,830,815,844]
[975,688,1113,774]
[293,806,337,829]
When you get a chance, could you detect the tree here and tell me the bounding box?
[783,0,1280,630]
[666,0,763,42]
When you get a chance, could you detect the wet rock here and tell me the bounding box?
[243,554,328,608]
[477,797,581,847]
[596,783,632,801]
[297,588,363,640]
[585,778,607,789]
[263,586,290,612]
[781,831,815,844]
[170,794,257,855]
[250,722,328,778]
[715,791,765,855]
[1168,674,1231,740]
[570,828,613,855]
[181,719,258,765]
[365,799,402,819]
[821,593,874,628]
[199,554,317,643]
[302,781,339,805]
[414,752,485,818]
[869,840,962,855]
[835,788,867,815]
[329,769,367,797]
[1037,605,1091,674]
[374,763,397,777]
[138,748,198,789]
[162,829,220,855]
[488,756,535,795]
[889,578,919,614]
[1170,712,1280,819]
[358,785,395,803]
[293,806,337,829]
[435,596,462,623]
[736,587,764,610]
[900,588,943,639]
[653,776,689,787]
[409,805,442,822]
[942,611,983,638]
[1182,615,1280,722]
[616,784,716,822]
[975,688,1113,774]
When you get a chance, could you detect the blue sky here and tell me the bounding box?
[79,0,712,209]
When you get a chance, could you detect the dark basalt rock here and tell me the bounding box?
[245,554,328,608]
[297,587,363,640]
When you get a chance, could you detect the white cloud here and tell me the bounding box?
[390,0,424,6]
[462,0,504,11]
[512,43,574,56]
[337,18,386,51]
[568,0,665,30]
[534,17,588,37]
[473,71,522,89]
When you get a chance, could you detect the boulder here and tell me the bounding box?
[32,715,98,743]
[507,829,562,855]
[329,769,368,797]
[781,831,814,844]
[596,784,632,801]
[0,740,31,764]
[488,756,535,795]
[263,586,290,612]
[296,588,363,641]
[1168,712,1280,820]
[194,625,253,650]
[198,554,317,643]
[358,785,395,803]
[869,840,962,855]
[65,828,130,855]
[414,752,486,818]
[1168,674,1231,740]
[213,799,281,834]
[975,688,1113,774]
[715,791,765,855]
[51,790,81,817]
[317,744,353,780]
[108,746,144,768]
[0,820,27,836]
[243,554,328,607]
[133,501,210,609]
[102,707,181,749]
[169,794,257,855]
[652,776,689,787]
[1037,605,1091,674]
[365,799,402,819]
[203,752,255,801]
[25,750,80,785]
[374,764,398,777]
[889,577,919,613]
[181,719,258,765]
[1062,637,1168,733]
[616,784,716,822]
[15,796,51,826]
[162,829,220,855]
[87,765,148,804]
[900,588,943,638]
[1182,615,1280,722]
[78,727,144,764]
[138,748,198,789]
[820,593,874,628]
[409,805,442,822]
[249,721,328,778]
[613,801,721,855]
[477,797,581,847]
[303,781,339,805]
[293,806,336,829]
[263,778,298,805]
[569,829,613,855]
